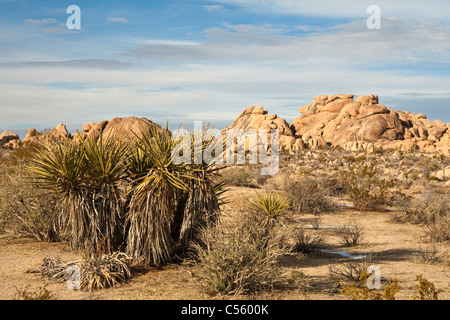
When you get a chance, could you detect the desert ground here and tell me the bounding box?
[0,147,448,300]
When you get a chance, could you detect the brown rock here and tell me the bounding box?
[101,117,165,143]
[321,98,354,113]
[0,130,19,146]
[355,94,379,105]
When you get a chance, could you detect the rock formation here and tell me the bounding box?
[0,130,19,148]
[221,105,306,152]
[2,95,449,155]
[290,94,450,154]
[81,116,166,143]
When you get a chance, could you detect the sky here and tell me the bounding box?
[0,0,450,134]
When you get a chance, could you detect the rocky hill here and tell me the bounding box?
[225,94,450,155]
[291,94,450,154]
[1,95,449,155]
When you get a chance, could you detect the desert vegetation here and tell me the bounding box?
[0,133,449,300]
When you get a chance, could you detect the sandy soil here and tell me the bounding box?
[0,186,448,300]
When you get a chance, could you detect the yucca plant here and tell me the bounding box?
[78,132,129,253]
[249,191,291,228]
[126,125,191,266]
[177,126,224,249]
[28,137,93,251]
[126,124,225,266]
[28,132,129,254]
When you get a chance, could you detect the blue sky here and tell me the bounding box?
[1,0,450,133]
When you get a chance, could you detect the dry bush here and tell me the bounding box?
[399,191,449,242]
[291,229,323,254]
[0,146,60,241]
[191,214,288,296]
[413,274,442,300]
[220,166,255,188]
[283,175,335,214]
[339,163,403,211]
[413,244,446,264]
[336,222,364,247]
[341,272,400,300]
[329,259,370,283]
[14,285,55,300]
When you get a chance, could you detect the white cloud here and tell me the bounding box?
[127,19,450,66]
[203,4,224,12]
[106,17,128,23]
[1,62,449,129]
[209,0,450,20]
[24,18,57,25]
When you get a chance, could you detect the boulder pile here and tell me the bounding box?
[290,94,450,154]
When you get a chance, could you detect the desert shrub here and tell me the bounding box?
[339,163,402,211]
[249,191,290,228]
[337,222,364,247]
[414,244,446,264]
[291,229,323,254]
[220,166,255,188]
[14,285,55,300]
[192,215,288,296]
[0,146,60,241]
[27,124,223,266]
[413,274,442,300]
[126,125,222,266]
[399,191,449,242]
[341,271,399,300]
[28,134,129,253]
[283,176,335,214]
[329,258,372,282]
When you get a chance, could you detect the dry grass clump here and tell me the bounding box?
[191,214,288,297]
[413,244,446,264]
[40,252,133,291]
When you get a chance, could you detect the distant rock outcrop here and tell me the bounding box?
[290,94,450,154]
[222,105,306,152]
[224,95,450,155]
[81,116,166,143]
[0,130,19,148]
